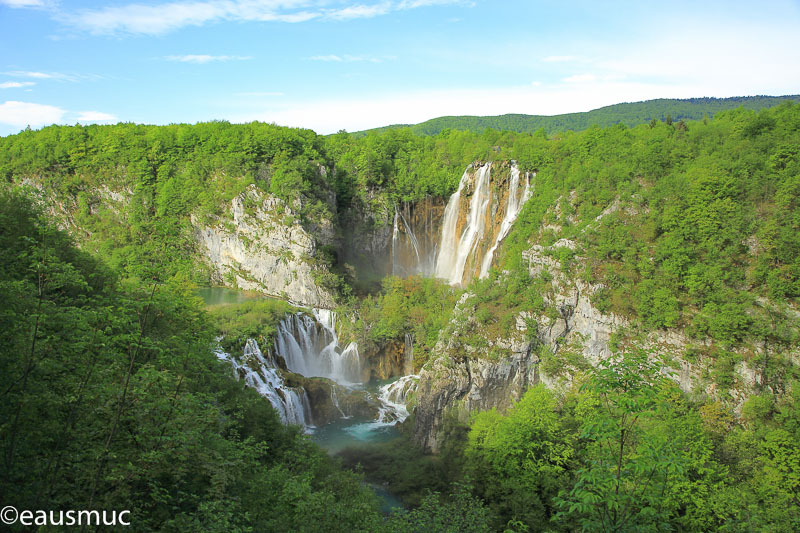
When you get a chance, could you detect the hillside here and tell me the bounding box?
[355,95,800,136]
[2,102,799,531]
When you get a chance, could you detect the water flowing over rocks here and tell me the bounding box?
[433,161,532,286]
[217,309,419,430]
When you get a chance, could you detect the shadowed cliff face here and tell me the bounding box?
[391,197,446,278]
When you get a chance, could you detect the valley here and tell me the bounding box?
[2,101,799,531]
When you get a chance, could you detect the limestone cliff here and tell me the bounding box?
[192,185,337,308]
[411,231,784,452]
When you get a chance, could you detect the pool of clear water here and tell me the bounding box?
[196,287,262,306]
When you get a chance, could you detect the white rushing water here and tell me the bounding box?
[216,338,312,426]
[433,166,469,282]
[274,309,362,385]
[218,309,418,434]
[392,206,436,277]
[479,164,532,277]
[435,162,492,285]
[377,374,419,423]
[434,162,533,285]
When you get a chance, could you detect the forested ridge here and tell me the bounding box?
[355,95,800,136]
[1,101,799,531]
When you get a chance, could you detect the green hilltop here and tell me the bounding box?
[355,95,800,136]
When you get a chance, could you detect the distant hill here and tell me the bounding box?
[354,95,800,136]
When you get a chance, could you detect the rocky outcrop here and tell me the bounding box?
[192,185,337,308]
[411,235,777,452]
[359,339,411,382]
[412,348,537,452]
[285,373,382,425]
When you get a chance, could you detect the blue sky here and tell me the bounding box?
[1,0,799,136]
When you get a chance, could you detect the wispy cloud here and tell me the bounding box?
[61,0,465,36]
[0,100,65,128]
[0,0,47,7]
[325,2,391,21]
[0,81,36,89]
[165,54,252,64]
[76,111,117,122]
[310,54,383,63]
[4,70,77,81]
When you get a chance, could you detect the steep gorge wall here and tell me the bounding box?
[192,185,337,308]
[410,236,790,452]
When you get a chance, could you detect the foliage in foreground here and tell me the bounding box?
[0,191,384,532]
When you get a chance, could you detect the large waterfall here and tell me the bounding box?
[479,164,532,278]
[432,161,532,286]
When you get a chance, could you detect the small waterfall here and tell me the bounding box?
[392,204,436,277]
[274,309,362,385]
[216,339,312,427]
[434,167,468,282]
[403,333,414,375]
[479,163,531,277]
[330,386,349,419]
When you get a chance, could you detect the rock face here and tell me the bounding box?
[192,185,337,308]
[287,374,382,425]
[359,339,411,382]
[412,348,537,452]
[391,197,447,278]
[411,235,773,452]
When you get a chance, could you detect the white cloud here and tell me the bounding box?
[5,71,55,79]
[310,54,344,62]
[3,71,79,82]
[325,2,392,20]
[0,81,36,89]
[62,0,463,35]
[0,0,46,7]
[76,111,117,122]
[0,101,65,128]
[165,54,252,63]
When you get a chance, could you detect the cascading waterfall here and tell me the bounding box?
[392,205,436,277]
[218,308,417,433]
[434,162,492,285]
[433,166,468,282]
[434,161,533,286]
[377,375,419,423]
[274,309,362,385]
[479,164,532,277]
[216,339,312,426]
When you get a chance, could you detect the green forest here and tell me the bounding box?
[356,95,800,136]
[1,101,799,531]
